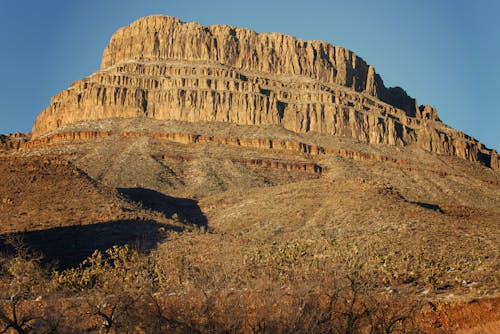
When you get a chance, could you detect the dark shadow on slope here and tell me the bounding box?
[410,201,444,213]
[118,187,208,228]
[0,220,181,270]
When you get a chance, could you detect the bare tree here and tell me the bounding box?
[369,298,422,334]
[84,293,137,334]
[145,293,200,334]
[0,294,53,334]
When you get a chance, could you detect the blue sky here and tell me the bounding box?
[1,0,498,149]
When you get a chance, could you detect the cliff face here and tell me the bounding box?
[32,15,498,170]
[100,16,380,96]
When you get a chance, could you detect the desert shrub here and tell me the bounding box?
[3,256,48,298]
[53,245,165,293]
[0,238,58,333]
[243,239,327,284]
[0,236,50,298]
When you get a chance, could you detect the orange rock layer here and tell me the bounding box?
[153,152,324,175]
[25,130,500,184]
[22,130,409,166]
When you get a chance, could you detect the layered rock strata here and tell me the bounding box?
[22,130,408,164]
[32,15,498,170]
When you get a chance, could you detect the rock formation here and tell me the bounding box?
[0,133,30,152]
[22,130,407,166]
[31,15,498,170]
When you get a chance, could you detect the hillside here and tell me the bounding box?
[0,14,498,333]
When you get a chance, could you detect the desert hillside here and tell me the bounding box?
[0,15,498,333]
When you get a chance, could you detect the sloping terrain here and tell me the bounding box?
[11,118,500,299]
[0,155,187,268]
[3,125,498,331]
[0,14,498,333]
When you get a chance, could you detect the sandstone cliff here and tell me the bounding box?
[32,15,499,170]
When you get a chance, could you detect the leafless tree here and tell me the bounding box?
[145,293,200,334]
[84,293,137,334]
[0,294,54,334]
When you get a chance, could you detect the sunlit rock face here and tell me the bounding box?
[32,15,498,169]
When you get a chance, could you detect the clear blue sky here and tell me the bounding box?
[1,0,498,150]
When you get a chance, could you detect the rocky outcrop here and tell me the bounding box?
[154,152,324,175]
[0,133,30,152]
[101,17,374,94]
[31,15,498,170]
[21,130,499,185]
[22,130,410,166]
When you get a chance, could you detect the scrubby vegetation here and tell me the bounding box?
[0,233,433,334]
[1,217,498,334]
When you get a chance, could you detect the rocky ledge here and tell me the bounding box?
[0,133,30,152]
